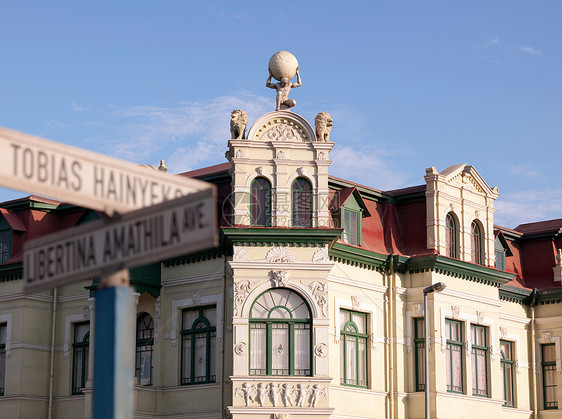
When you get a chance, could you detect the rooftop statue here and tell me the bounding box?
[266,51,302,111]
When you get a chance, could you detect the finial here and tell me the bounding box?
[266,51,302,111]
[158,159,167,172]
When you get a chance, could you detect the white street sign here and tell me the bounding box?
[0,127,212,214]
[23,188,217,293]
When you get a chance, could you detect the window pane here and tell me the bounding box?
[345,336,357,385]
[451,345,462,391]
[182,310,199,329]
[340,311,348,330]
[193,332,207,381]
[292,178,312,227]
[270,307,291,319]
[182,336,192,382]
[358,337,367,386]
[504,363,513,405]
[294,324,310,373]
[271,324,289,374]
[250,324,266,374]
[543,344,556,362]
[500,341,511,359]
[352,313,366,334]
[251,178,271,226]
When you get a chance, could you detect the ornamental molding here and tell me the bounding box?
[234,342,247,356]
[276,150,287,159]
[233,247,250,262]
[234,382,326,407]
[351,296,360,311]
[266,247,296,263]
[192,290,202,306]
[271,270,289,288]
[500,326,508,339]
[413,303,423,317]
[451,305,460,319]
[476,310,485,324]
[154,296,161,342]
[233,280,254,317]
[314,343,328,358]
[312,248,330,263]
[308,281,328,317]
[542,331,553,343]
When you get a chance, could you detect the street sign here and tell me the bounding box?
[23,188,217,293]
[0,127,211,214]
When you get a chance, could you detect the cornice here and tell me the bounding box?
[222,227,342,247]
[499,284,532,304]
[329,243,393,271]
[406,255,514,287]
[0,262,22,282]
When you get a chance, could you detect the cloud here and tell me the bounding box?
[485,37,500,46]
[520,45,543,56]
[71,102,89,112]
[495,188,562,228]
[508,164,542,179]
[103,93,271,165]
[329,145,410,190]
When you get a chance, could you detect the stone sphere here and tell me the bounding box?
[268,51,299,81]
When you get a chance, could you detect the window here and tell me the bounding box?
[249,289,311,376]
[495,249,506,270]
[542,343,558,409]
[471,325,488,396]
[292,178,312,227]
[445,319,463,393]
[343,209,360,246]
[445,213,458,258]
[471,222,483,264]
[251,177,272,226]
[72,322,89,394]
[0,323,6,396]
[135,313,154,386]
[414,318,425,392]
[340,310,368,387]
[0,230,11,263]
[181,306,216,385]
[500,340,514,407]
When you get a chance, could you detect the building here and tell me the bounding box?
[0,105,560,419]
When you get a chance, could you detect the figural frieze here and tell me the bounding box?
[235,382,326,408]
[256,119,309,142]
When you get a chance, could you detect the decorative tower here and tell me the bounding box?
[225,51,334,228]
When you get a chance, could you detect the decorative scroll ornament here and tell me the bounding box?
[312,248,330,263]
[314,343,328,358]
[500,326,508,339]
[477,310,485,324]
[233,280,253,316]
[309,281,328,317]
[234,342,247,356]
[413,303,423,317]
[351,296,360,310]
[260,123,307,142]
[452,305,460,319]
[271,270,289,287]
[233,247,250,262]
[192,290,201,306]
[133,292,140,307]
[266,247,295,263]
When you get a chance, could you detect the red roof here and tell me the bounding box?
[180,162,231,179]
[514,218,562,236]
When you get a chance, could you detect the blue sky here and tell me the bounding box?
[2,1,561,228]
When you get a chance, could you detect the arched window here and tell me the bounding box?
[292,178,312,227]
[340,309,368,387]
[72,322,89,394]
[251,177,272,226]
[181,306,216,385]
[249,288,312,376]
[471,221,483,264]
[135,313,154,386]
[445,213,458,258]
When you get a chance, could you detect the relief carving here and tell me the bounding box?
[192,290,201,306]
[230,109,248,139]
[233,247,250,262]
[413,303,423,317]
[234,342,247,356]
[233,280,253,316]
[351,296,360,310]
[309,281,328,317]
[452,305,460,319]
[260,123,307,142]
[314,343,328,358]
[271,270,289,287]
[312,248,329,263]
[266,247,295,263]
[314,112,333,142]
[234,382,327,408]
[500,326,508,339]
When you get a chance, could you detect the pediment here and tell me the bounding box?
[440,164,498,197]
[246,111,315,143]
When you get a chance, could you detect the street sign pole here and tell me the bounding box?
[93,270,134,419]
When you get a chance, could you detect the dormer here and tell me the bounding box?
[226,110,334,228]
[424,164,499,266]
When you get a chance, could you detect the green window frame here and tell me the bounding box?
[180,306,216,385]
[445,319,463,393]
[72,322,90,395]
[445,213,458,258]
[342,209,361,246]
[542,343,558,410]
[470,221,483,265]
[414,318,425,392]
[471,324,488,397]
[0,323,6,396]
[249,288,312,377]
[500,340,514,407]
[250,177,272,227]
[135,313,154,386]
[292,178,312,227]
[0,216,12,263]
[340,309,368,387]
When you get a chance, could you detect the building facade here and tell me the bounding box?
[0,107,560,418]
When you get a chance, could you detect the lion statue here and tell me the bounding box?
[314,112,333,142]
[230,109,248,140]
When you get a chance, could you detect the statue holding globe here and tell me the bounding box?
[266,51,302,111]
